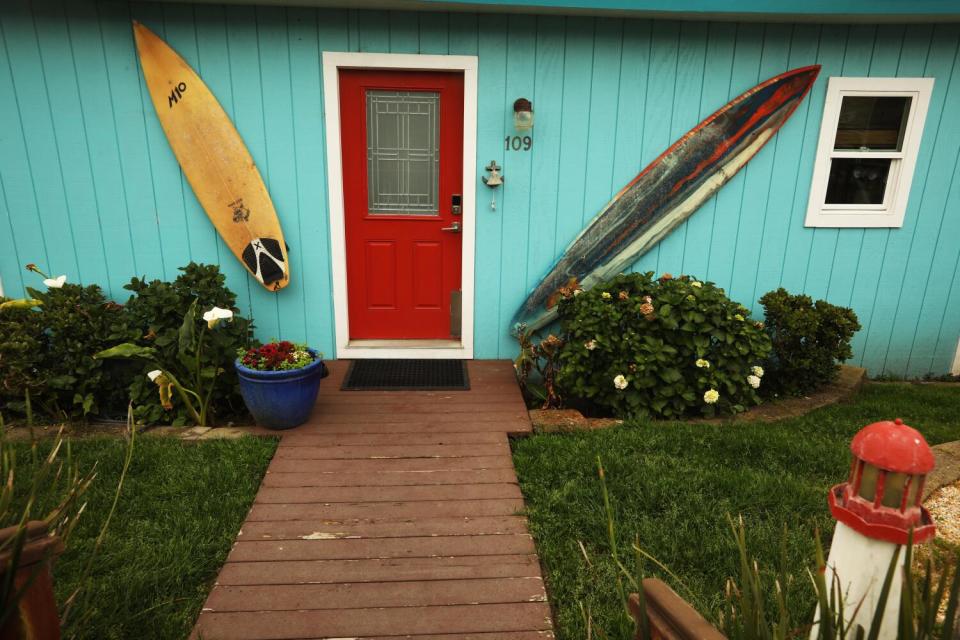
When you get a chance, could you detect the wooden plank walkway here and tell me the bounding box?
[193,360,554,640]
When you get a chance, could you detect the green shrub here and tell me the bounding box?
[0,281,136,422]
[0,299,47,412]
[122,263,254,425]
[555,272,772,419]
[759,288,861,397]
[0,263,254,426]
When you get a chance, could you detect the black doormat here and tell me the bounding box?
[341,359,470,391]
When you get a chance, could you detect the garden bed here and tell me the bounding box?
[511,382,960,639]
[530,365,867,432]
[7,435,276,639]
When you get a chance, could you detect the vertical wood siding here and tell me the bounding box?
[1,1,958,375]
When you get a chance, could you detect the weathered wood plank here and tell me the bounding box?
[227,533,536,561]
[255,483,522,504]
[261,467,519,487]
[267,456,515,473]
[204,577,547,611]
[238,515,531,540]
[214,554,543,585]
[303,411,528,424]
[280,421,532,434]
[355,634,555,640]
[311,400,526,414]
[194,602,553,639]
[247,499,525,521]
[277,431,508,446]
[272,443,510,460]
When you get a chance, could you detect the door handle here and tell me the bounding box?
[440,221,461,233]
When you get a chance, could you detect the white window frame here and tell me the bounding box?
[322,52,478,360]
[805,77,934,228]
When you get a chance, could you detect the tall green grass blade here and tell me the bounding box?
[940,554,960,640]
[61,405,137,629]
[812,530,835,640]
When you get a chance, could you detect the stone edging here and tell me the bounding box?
[925,441,960,500]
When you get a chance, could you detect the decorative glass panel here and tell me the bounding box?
[881,472,907,509]
[905,474,922,507]
[825,157,891,205]
[833,96,911,151]
[858,463,879,502]
[366,90,440,215]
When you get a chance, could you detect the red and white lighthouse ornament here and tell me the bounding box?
[813,418,936,639]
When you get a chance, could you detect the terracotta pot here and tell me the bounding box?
[0,521,63,640]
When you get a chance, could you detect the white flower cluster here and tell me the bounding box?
[747,365,764,389]
[613,374,628,390]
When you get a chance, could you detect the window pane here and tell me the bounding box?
[834,96,911,151]
[825,157,891,205]
[881,472,907,509]
[366,90,440,215]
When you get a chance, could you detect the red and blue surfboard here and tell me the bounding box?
[513,65,821,330]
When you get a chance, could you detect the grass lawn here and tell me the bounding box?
[8,434,277,640]
[511,383,960,639]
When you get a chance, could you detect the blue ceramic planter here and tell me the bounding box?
[235,349,326,430]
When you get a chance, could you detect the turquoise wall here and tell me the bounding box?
[1,1,959,376]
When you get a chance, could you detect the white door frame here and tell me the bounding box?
[322,52,478,360]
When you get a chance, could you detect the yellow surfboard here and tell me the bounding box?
[133,21,290,291]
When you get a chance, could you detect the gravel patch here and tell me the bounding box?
[925,479,960,546]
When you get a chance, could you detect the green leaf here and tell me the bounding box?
[658,368,682,384]
[0,298,42,311]
[73,392,95,415]
[94,343,157,360]
[48,374,77,389]
[178,298,198,358]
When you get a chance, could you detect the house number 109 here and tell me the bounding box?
[504,135,533,151]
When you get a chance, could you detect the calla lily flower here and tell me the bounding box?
[43,275,67,289]
[202,306,234,329]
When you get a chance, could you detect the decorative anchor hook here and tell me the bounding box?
[482,160,503,211]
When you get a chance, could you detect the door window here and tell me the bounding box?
[365,90,440,215]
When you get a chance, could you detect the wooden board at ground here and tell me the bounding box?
[133,21,290,291]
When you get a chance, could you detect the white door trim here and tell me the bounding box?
[322,52,478,360]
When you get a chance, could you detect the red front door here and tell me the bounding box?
[339,70,464,340]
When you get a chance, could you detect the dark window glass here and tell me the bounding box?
[825,158,891,205]
[834,96,911,151]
